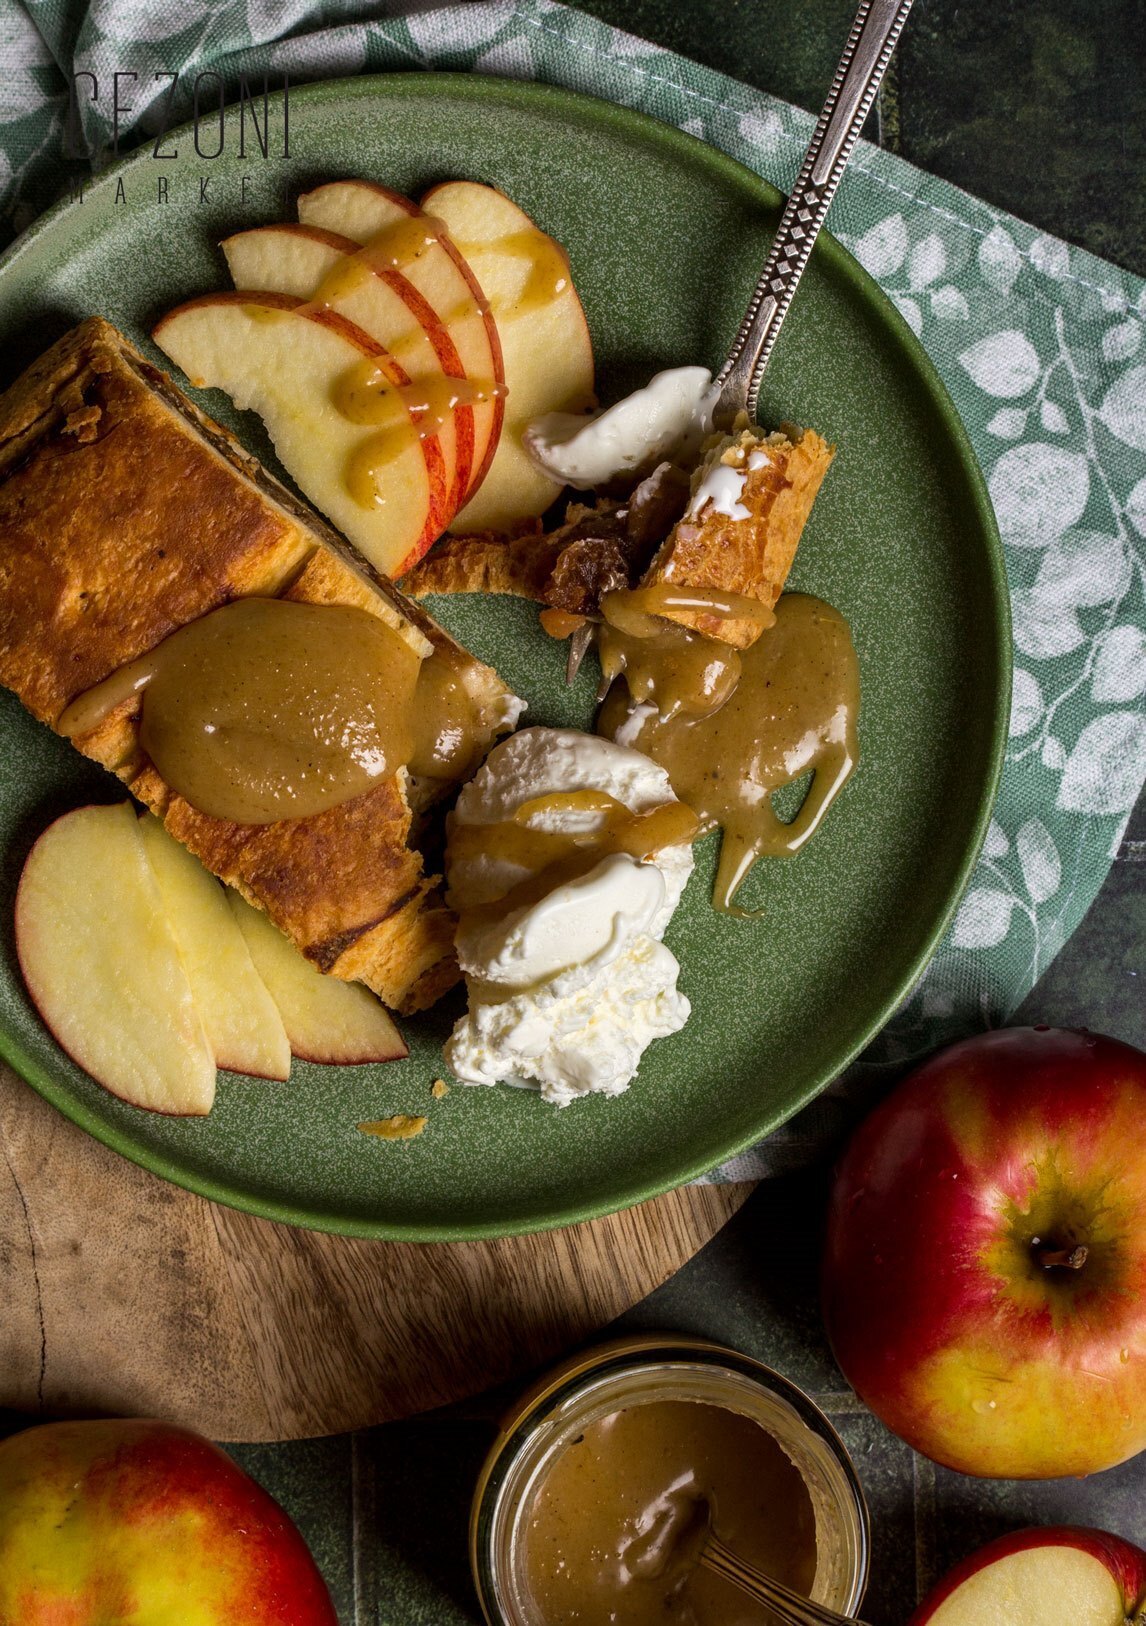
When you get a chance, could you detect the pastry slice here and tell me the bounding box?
[639,425,836,647]
[0,317,522,1014]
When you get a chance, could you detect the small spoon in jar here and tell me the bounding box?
[670,1498,875,1626]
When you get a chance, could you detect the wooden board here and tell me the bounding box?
[0,1065,751,1441]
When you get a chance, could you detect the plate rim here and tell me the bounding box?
[0,71,1012,1240]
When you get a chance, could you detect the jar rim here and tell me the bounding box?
[470,1334,870,1626]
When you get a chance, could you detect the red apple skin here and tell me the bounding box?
[908,1526,1146,1624]
[0,1418,337,1625]
[822,1028,1146,1478]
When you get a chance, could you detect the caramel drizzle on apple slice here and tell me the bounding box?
[451,227,573,318]
[296,216,512,513]
[333,359,503,508]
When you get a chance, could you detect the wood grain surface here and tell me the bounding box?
[0,1065,751,1441]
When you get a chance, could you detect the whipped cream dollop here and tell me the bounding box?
[523,366,719,489]
[444,727,693,1107]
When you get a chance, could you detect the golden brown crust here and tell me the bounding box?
[642,428,835,647]
[0,318,523,1013]
[401,524,560,602]
[0,318,314,726]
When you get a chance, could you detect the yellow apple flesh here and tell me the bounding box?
[909,1527,1146,1626]
[137,812,290,1080]
[15,803,215,1114]
[221,222,472,518]
[227,891,407,1064]
[422,179,595,533]
[296,180,504,508]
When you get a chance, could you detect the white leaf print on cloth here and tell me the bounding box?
[1040,400,1070,435]
[952,888,1015,950]
[1030,234,1072,278]
[1010,669,1043,735]
[892,294,922,335]
[908,233,946,290]
[978,224,1022,293]
[986,407,1028,440]
[989,444,1090,547]
[958,330,1041,398]
[0,8,56,122]
[1057,713,1146,814]
[1127,476,1146,539]
[407,5,509,49]
[89,0,202,41]
[475,35,534,75]
[1011,591,1085,659]
[1017,818,1061,903]
[1103,320,1141,363]
[1097,365,1146,452]
[737,108,790,162]
[931,284,970,321]
[983,819,1010,857]
[1091,627,1146,702]
[853,213,907,278]
[1034,530,1131,610]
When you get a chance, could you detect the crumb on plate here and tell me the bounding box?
[358,1114,428,1141]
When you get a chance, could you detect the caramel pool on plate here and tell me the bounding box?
[522,1398,817,1624]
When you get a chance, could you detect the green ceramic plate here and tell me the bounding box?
[0,75,1009,1240]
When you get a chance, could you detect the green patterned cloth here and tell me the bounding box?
[2,0,1144,1176]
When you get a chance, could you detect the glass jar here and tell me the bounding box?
[470,1333,870,1625]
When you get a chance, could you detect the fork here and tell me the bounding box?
[712,0,916,426]
[565,0,914,682]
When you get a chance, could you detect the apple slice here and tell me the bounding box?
[152,292,449,579]
[221,223,473,519]
[15,804,215,1114]
[296,181,504,503]
[226,891,407,1065]
[909,1527,1146,1626]
[137,813,290,1081]
[421,180,595,534]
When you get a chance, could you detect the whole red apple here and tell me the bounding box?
[0,1418,337,1625]
[908,1526,1146,1625]
[822,1027,1146,1477]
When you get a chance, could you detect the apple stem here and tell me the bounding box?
[1034,1242,1088,1270]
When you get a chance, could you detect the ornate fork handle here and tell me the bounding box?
[713,0,915,425]
[700,1532,875,1625]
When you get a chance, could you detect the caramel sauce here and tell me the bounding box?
[305,216,447,312]
[599,595,860,914]
[598,585,777,721]
[408,643,492,781]
[453,228,571,316]
[59,599,488,824]
[281,215,507,509]
[335,360,501,508]
[523,1401,817,1626]
[446,789,699,914]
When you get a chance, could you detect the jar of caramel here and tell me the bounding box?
[470,1334,870,1625]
